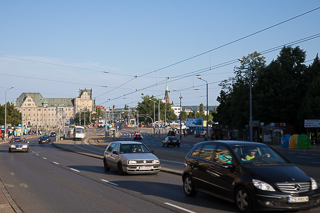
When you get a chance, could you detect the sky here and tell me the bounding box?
[1,1,319,109]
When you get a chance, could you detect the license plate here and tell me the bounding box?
[288,196,309,203]
[16,148,22,150]
[139,166,152,170]
[172,140,177,142]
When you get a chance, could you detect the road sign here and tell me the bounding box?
[304,119,320,128]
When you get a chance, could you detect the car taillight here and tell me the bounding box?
[178,140,180,143]
[168,141,171,143]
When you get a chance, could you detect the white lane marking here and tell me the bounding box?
[43,157,47,159]
[70,168,80,172]
[160,159,184,165]
[36,154,39,156]
[53,162,59,165]
[165,202,196,213]
[297,156,312,159]
[310,162,320,164]
[101,179,118,186]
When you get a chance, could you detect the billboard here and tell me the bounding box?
[186,118,203,127]
[304,119,320,128]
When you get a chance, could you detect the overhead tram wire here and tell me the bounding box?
[137,6,320,78]
[0,73,110,88]
[0,55,133,77]
[99,33,320,104]
[95,6,320,100]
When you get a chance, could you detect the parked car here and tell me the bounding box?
[162,136,180,147]
[50,131,57,137]
[103,141,161,175]
[38,135,51,144]
[9,138,29,152]
[182,141,320,213]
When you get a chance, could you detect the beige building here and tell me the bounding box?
[14,89,95,128]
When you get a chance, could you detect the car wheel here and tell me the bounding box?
[183,175,197,197]
[162,143,164,147]
[173,145,176,147]
[166,144,169,147]
[103,159,110,171]
[178,144,180,148]
[9,149,11,152]
[235,186,253,213]
[117,161,124,175]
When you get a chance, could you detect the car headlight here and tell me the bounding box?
[153,159,160,164]
[252,179,275,191]
[128,160,137,164]
[22,145,28,148]
[311,177,318,190]
[10,145,16,148]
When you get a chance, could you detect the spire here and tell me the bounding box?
[164,83,170,103]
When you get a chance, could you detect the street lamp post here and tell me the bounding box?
[36,98,43,136]
[173,89,182,140]
[79,109,81,126]
[238,58,253,142]
[197,77,209,140]
[4,86,14,141]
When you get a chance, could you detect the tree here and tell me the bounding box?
[0,103,22,126]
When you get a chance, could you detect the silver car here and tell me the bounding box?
[9,137,29,152]
[103,141,161,175]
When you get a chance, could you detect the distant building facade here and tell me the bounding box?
[14,89,95,128]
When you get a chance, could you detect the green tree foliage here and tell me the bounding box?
[216,47,319,132]
[136,95,176,124]
[0,103,22,126]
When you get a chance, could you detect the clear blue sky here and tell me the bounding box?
[1,1,319,109]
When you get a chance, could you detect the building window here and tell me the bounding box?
[28,99,31,101]
[44,109,46,111]
[33,109,35,111]
[28,104,31,106]
[28,108,31,111]
[34,114,35,116]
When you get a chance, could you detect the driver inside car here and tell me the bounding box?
[242,148,270,161]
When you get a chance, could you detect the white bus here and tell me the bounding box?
[74,126,86,140]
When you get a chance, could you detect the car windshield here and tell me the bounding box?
[11,139,27,143]
[231,144,289,164]
[119,144,150,154]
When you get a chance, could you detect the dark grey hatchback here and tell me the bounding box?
[182,141,320,213]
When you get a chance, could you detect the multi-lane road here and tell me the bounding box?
[0,126,319,213]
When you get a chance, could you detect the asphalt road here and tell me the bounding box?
[1,127,320,213]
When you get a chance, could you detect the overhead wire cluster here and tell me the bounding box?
[1,6,319,107]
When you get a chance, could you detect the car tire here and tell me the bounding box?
[235,186,253,213]
[173,145,176,147]
[178,144,180,148]
[183,175,197,197]
[117,161,124,175]
[162,143,164,147]
[103,159,110,171]
[166,144,169,147]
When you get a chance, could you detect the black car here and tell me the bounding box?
[182,141,320,213]
[50,131,57,137]
[133,133,142,140]
[162,136,180,147]
[38,135,51,144]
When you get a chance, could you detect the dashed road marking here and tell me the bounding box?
[101,179,118,186]
[164,202,196,213]
[43,157,47,159]
[70,168,80,172]
[53,162,59,165]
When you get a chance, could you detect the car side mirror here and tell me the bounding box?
[151,150,154,154]
[113,150,118,155]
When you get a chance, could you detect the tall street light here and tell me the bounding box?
[238,58,253,142]
[4,86,14,141]
[173,89,182,140]
[36,98,43,136]
[197,77,209,140]
[149,98,160,136]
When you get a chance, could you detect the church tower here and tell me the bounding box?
[164,83,170,103]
